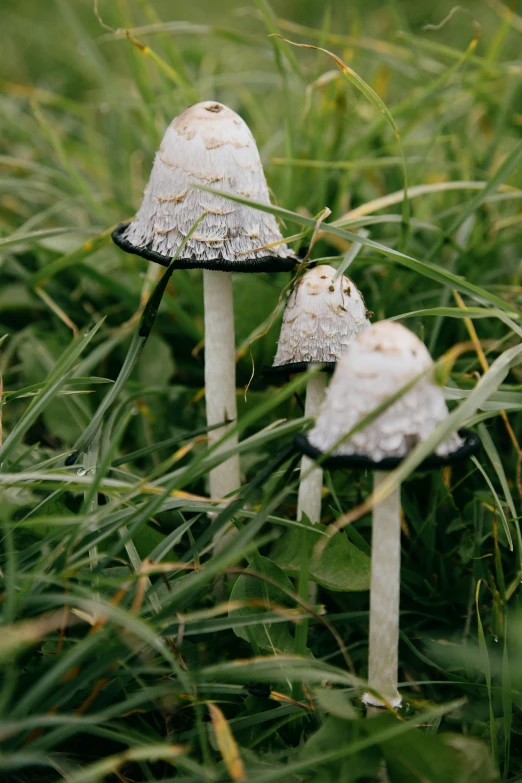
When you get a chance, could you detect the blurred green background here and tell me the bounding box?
[4,0,522,83]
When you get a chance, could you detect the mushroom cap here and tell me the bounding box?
[116,101,296,271]
[307,321,463,463]
[268,266,370,372]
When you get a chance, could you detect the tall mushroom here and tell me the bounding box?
[295,321,479,708]
[112,101,296,502]
[264,265,370,524]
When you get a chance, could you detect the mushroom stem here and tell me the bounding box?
[364,471,402,711]
[297,371,328,524]
[296,371,327,626]
[203,269,241,502]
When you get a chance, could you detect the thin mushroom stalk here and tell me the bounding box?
[296,321,479,711]
[203,269,240,502]
[297,370,328,524]
[295,369,327,655]
[364,473,402,709]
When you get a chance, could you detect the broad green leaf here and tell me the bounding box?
[138,332,175,387]
[311,688,357,720]
[229,555,298,654]
[272,522,370,591]
[301,716,380,781]
[379,720,499,783]
[310,529,370,592]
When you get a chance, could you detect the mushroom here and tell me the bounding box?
[295,321,479,709]
[264,265,370,524]
[112,101,296,502]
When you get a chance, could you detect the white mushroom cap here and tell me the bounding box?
[272,266,370,366]
[123,101,295,265]
[308,321,462,462]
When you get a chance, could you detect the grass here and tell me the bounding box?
[1,0,522,780]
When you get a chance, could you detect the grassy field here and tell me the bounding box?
[1,0,522,780]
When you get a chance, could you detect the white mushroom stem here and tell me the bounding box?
[295,371,328,655]
[363,472,402,711]
[297,371,328,524]
[203,269,241,502]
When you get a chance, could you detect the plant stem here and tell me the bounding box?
[293,372,327,693]
[203,270,241,504]
[297,371,328,524]
[364,472,402,710]
[294,526,310,659]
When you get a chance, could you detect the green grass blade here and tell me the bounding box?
[471,455,512,551]
[195,183,518,314]
[476,580,499,767]
[0,319,105,467]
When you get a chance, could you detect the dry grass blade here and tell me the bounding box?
[207,702,246,781]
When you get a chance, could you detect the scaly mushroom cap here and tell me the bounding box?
[119,101,296,270]
[272,266,370,366]
[308,321,463,462]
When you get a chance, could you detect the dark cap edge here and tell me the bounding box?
[263,361,336,377]
[294,429,480,471]
[112,222,298,273]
